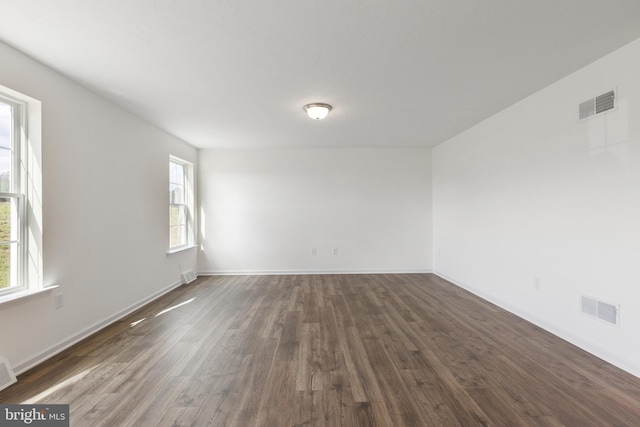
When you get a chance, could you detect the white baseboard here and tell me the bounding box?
[433,270,640,379]
[15,279,184,375]
[198,269,433,276]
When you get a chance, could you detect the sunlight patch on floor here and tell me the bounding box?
[154,298,195,317]
[130,318,146,327]
[22,365,97,404]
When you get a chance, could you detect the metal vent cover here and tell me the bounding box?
[581,295,619,326]
[597,301,617,324]
[181,270,197,284]
[580,296,597,316]
[0,357,17,392]
[579,89,616,120]
[595,90,615,114]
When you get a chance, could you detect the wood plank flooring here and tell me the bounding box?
[2,274,640,426]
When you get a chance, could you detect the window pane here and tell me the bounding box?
[0,242,16,289]
[170,204,187,248]
[0,103,12,192]
[0,197,16,242]
[0,149,11,192]
[0,196,18,287]
[169,160,185,205]
[170,225,187,248]
[170,205,186,227]
[170,162,177,181]
[170,183,184,204]
[169,161,177,183]
[0,102,11,149]
[169,161,184,185]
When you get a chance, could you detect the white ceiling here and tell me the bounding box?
[2,1,640,150]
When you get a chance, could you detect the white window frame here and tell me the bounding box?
[0,85,44,301]
[0,97,25,296]
[169,155,195,253]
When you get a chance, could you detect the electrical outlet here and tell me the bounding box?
[332,248,338,255]
[311,248,317,255]
[54,294,64,309]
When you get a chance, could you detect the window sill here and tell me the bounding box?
[167,245,198,255]
[0,285,59,306]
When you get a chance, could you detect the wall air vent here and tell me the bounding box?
[0,357,17,392]
[181,270,197,284]
[578,89,616,120]
[580,295,619,326]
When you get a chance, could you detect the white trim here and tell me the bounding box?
[14,280,183,375]
[432,270,640,379]
[169,155,195,251]
[0,285,58,306]
[198,269,433,276]
[167,244,198,255]
[0,85,43,298]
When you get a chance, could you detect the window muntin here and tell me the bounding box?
[169,157,193,250]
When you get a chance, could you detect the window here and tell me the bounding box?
[169,156,194,251]
[0,100,20,292]
[0,86,42,298]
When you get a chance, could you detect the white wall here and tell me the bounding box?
[198,148,432,274]
[0,41,198,373]
[433,38,640,376]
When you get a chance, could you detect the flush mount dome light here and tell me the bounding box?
[304,103,332,120]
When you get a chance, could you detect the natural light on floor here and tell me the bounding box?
[16,298,198,406]
[130,318,146,327]
[22,366,98,404]
[154,298,195,317]
[129,297,196,327]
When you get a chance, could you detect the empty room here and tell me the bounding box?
[1,1,640,426]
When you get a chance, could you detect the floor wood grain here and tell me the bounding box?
[1,274,639,426]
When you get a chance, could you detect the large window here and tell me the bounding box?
[169,156,194,251]
[0,87,42,298]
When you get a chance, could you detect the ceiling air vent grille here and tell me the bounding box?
[579,89,616,120]
[581,296,619,326]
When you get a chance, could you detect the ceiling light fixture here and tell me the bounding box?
[303,103,332,120]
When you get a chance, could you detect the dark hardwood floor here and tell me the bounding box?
[2,274,640,426]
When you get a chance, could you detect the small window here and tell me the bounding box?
[169,156,194,251]
[0,86,43,298]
